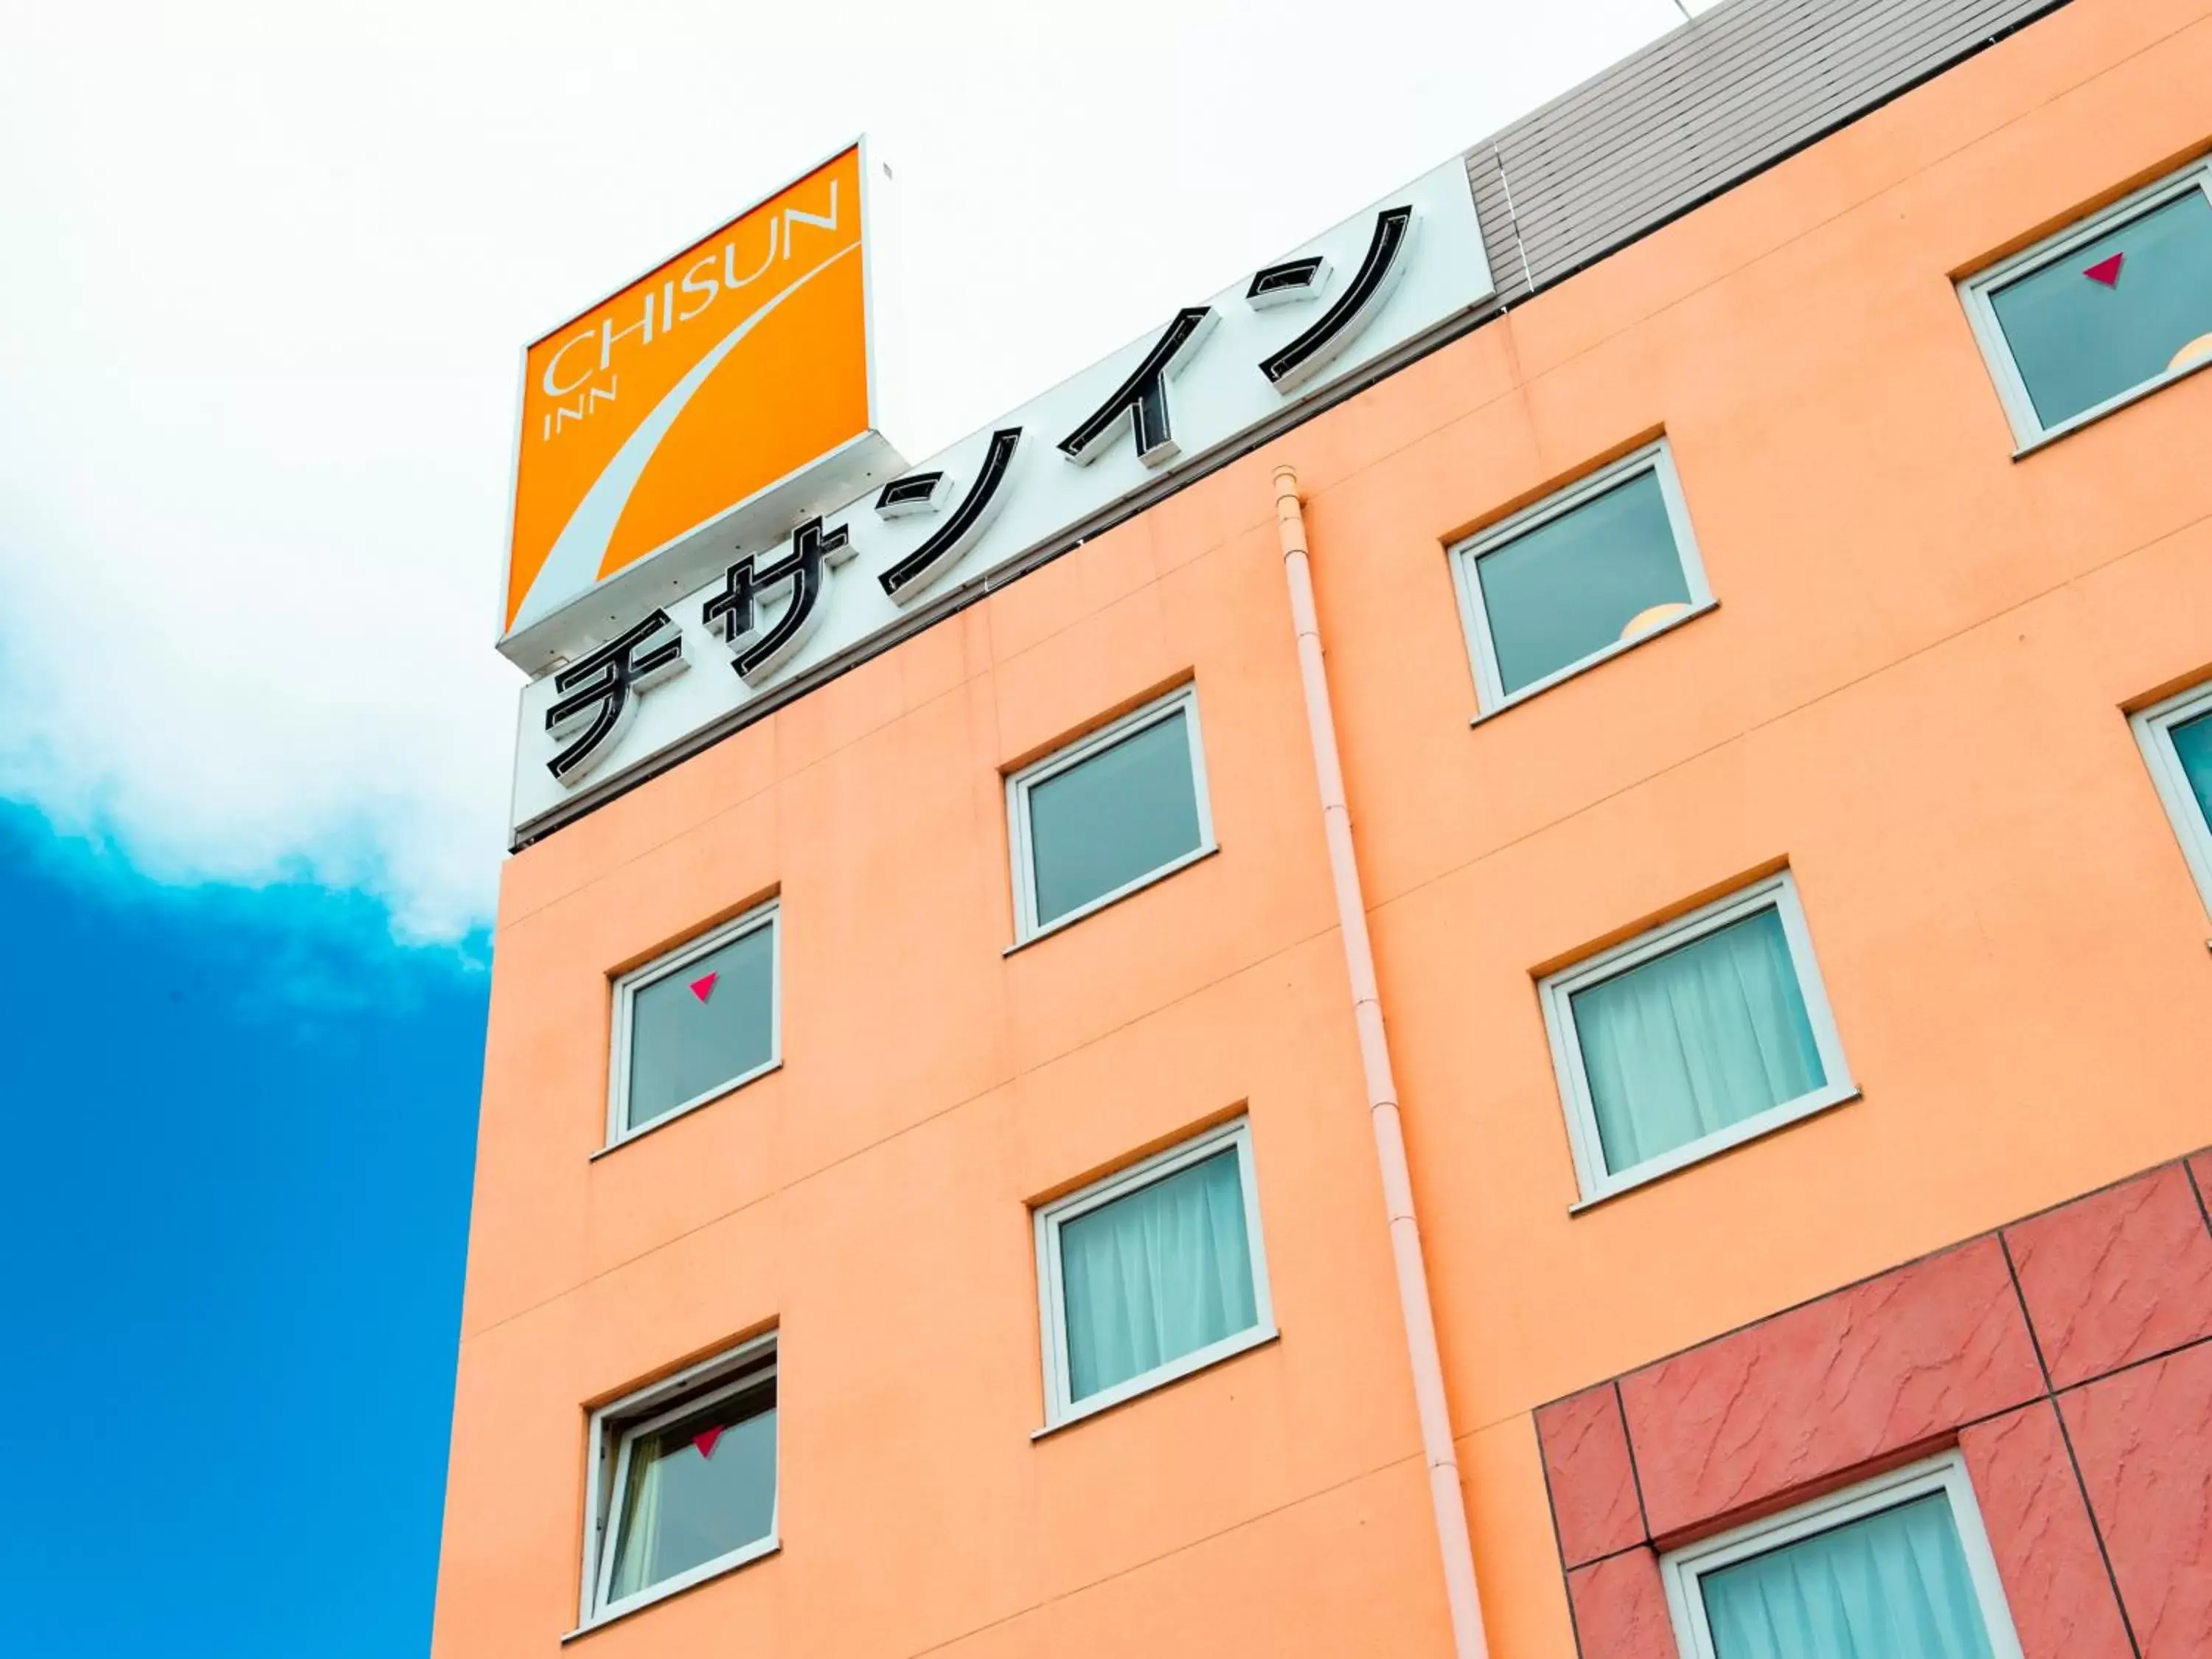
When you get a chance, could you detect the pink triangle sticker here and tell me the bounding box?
[692,1425,724,1458]
[2084,252,2124,287]
[689,972,718,1004]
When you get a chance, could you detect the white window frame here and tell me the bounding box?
[1660,1452,2025,1659]
[1032,1116,1276,1431]
[1540,870,1857,1207]
[574,1332,780,1633]
[2132,679,2212,915]
[605,897,782,1150]
[1447,438,1716,717]
[1961,157,2212,451]
[1006,684,1217,945]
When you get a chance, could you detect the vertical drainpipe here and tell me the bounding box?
[1273,465,1493,1659]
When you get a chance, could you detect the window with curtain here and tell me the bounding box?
[2132,684,2212,917]
[585,1338,779,1623]
[1664,1458,2023,1659]
[1541,872,1855,1203]
[1966,160,2212,445]
[1009,685,1214,939]
[1036,1120,1273,1425]
[611,901,779,1144]
[1450,440,1711,710]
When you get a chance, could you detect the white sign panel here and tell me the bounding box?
[511,155,1494,837]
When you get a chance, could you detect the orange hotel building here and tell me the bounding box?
[434,0,2212,1655]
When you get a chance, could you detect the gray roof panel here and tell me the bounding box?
[1464,0,2073,305]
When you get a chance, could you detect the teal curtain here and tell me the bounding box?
[2172,709,2212,827]
[1702,1492,1998,1659]
[1571,907,1826,1176]
[1060,1148,1258,1402]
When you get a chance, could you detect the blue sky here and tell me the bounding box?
[0,804,484,1656]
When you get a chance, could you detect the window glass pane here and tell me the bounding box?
[1700,1492,1997,1659]
[626,924,775,1132]
[1475,467,1693,697]
[1989,187,2212,430]
[608,1381,776,1601]
[1060,1147,1257,1402]
[1570,905,1826,1176]
[1028,709,1203,928]
[2171,709,2212,827]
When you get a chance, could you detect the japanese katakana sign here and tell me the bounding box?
[509,153,1494,835]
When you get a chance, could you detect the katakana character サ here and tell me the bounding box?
[700,516,856,684]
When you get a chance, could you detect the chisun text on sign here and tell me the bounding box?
[503,142,905,663]
[509,154,1495,838]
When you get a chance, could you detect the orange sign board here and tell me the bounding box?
[504,144,876,644]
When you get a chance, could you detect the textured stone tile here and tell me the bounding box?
[1959,1402,2133,1659]
[2188,1152,2212,1224]
[2006,1164,2212,1388]
[1566,1548,1676,1659]
[2062,1341,2212,1659]
[1537,1383,1646,1568]
[1619,1238,2044,1538]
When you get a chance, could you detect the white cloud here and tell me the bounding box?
[0,0,1672,942]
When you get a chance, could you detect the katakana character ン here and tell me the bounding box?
[700,515,856,684]
[545,609,688,785]
[1255,204,1415,392]
[875,427,1024,604]
[1057,306,1216,467]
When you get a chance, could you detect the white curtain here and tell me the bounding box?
[1702,1494,1998,1659]
[1062,1150,1257,1402]
[607,1441,667,1601]
[1573,907,1826,1175]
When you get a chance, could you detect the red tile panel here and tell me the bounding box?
[2188,1152,2212,1223]
[1619,1238,2044,1538]
[1537,1383,1648,1568]
[1958,1402,2133,1659]
[2006,1164,2212,1388]
[1566,1548,1677,1659]
[2062,1341,2212,1659]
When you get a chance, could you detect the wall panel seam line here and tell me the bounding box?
[1613,1377,1656,1543]
[2050,1331,2212,1398]
[2000,1230,2144,1658]
[2185,1155,2212,1240]
[1531,1404,1588,1658]
[1489,144,1537,299]
[1565,1537,1661,1573]
[2000,1158,2203,1236]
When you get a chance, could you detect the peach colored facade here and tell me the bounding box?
[434,1,2212,1654]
